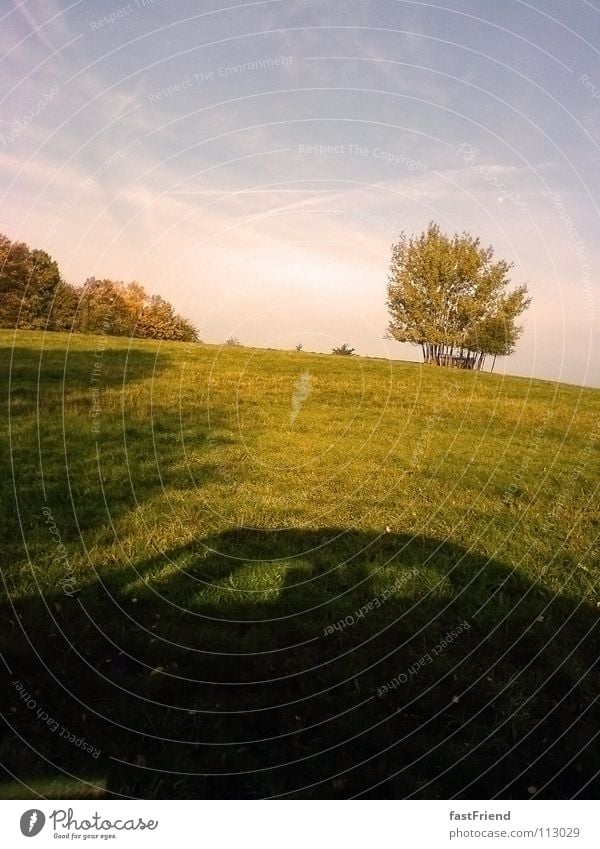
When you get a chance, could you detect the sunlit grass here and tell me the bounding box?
[1,330,599,799]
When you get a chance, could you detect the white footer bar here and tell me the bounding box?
[0,800,598,848]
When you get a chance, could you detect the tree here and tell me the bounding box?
[76,280,199,341]
[136,294,176,339]
[468,295,526,372]
[76,278,132,335]
[122,281,147,326]
[225,336,241,347]
[170,314,200,343]
[0,233,200,342]
[48,281,78,331]
[0,234,61,329]
[332,343,357,356]
[295,342,303,351]
[386,222,530,370]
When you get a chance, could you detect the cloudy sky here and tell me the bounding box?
[1,0,599,385]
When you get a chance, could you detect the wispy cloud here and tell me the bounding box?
[0,0,598,385]
[11,0,77,53]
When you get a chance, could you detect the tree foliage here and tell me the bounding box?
[0,233,199,342]
[332,343,357,356]
[386,222,530,370]
[0,234,61,329]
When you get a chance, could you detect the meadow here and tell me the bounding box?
[1,329,599,799]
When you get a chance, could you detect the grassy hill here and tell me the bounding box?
[1,329,599,799]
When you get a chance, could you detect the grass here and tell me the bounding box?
[1,328,599,799]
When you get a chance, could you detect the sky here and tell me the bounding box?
[1,0,599,386]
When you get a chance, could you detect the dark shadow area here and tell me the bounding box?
[1,340,223,561]
[1,528,599,799]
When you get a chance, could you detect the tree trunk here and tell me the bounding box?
[491,355,497,373]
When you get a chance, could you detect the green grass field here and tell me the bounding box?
[1,329,599,799]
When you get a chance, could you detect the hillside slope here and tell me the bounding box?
[1,330,599,799]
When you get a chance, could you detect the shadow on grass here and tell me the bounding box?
[1,528,599,800]
[2,340,224,557]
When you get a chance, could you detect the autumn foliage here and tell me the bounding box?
[387,223,530,371]
[0,233,199,342]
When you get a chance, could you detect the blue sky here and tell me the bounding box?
[1,0,599,385]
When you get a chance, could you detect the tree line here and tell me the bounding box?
[386,222,531,371]
[0,233,199,342]
[2,224,530,366]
